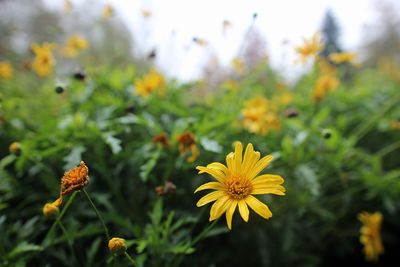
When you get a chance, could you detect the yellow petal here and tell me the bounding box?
[226,152,235,173]
[194,182,223,193]
[207,162,230,176]
[196,191,225,207]
[245,195,272,219]
[209,195,230,221]
[248,155,274,179]
[251,174,284,185]
[238,200,249,222]
[243,150,261,176]
[242,143,255,173]
[196,166,226,183]
[251,187,286,195]
[234,141,243,174]
[225,200,238,230]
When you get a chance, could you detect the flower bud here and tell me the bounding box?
[55,86,64,94]
[42,203,59,218]
[9,142,21,154]
[322,129,332,139]
[108,237,127,254]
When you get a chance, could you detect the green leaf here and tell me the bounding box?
[140,146,161,182]
[150,198,163,226]
[102,132,122,154]
[86,237,102,267]
[200,138,222,153]
[8,242,43,259]
[167,244,195,254]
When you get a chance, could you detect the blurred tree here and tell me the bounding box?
[320,9,342,58]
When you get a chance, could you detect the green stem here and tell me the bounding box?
[82,188,111,240]
[352,90,400,143]
[124,252,137,267]
[172,218,219,267]
[42,191,78,247]
[58,220,81,266]
[374,139,400,158]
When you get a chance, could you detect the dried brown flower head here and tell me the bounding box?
[152,133,171,148]
[176,132,198,162]
[53,161,89,207]
[155,181,177,196]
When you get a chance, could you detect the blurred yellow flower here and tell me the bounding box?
[0,61,13,79]
[60,35,89,58]
[294,31,324,64]
[221,79,239,91]
[9,142,21,153]
[31,42,57,77]
[358,211,384,262]
[141,9,152,17]
[193,37,208,47]
[278,92,293,106]
[390,120,400,130]
[318,59,337,76]
[311,75,339,102]
[102,5,113,19]
[241,96,281,135]
[176,132,199,163]
[64,0,72,13]
[231,57,245,75]
[329,52,361,67]
[134,68,166,97]
[52,161,89,207]
[195,142,285,230]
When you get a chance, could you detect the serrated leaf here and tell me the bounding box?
[200,138,222,153]
[102,132,122,154]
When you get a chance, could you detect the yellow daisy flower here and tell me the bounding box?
[141,9,152,18]
[329,52,361,67]
[358,211,384,262]
[64,0,72,14]
[60,34,89,58]
[294,31,324,64]
[0,61,13,79]
[31,42,57,77]
[311,75,339,102]
[195,142,285,229]
[134,68,166,97]
[231,57,245,75]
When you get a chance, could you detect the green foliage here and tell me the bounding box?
[1,54,400,267]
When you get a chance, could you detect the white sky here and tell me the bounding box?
[47,0,400,82]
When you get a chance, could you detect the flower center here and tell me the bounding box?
[225,176,252,199]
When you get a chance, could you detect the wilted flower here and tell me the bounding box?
[285,108,299,118]
[108,237,127,254]
[155,181,177,196]
[134,68,166,97]
[9,142,21,154]
[31,42,57,77]
[176,132,199,163]
[195,142,285,229]
[0,61,13,79]
[294,31,324,64]
[152,133,171,148]
[52,161,89,207]
[42,203,59,218]
[329,52,361,67]
[358,211,384,262]
[73,70,86,81]
[102,5,113,19]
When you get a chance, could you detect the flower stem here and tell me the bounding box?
[57,220,81,266]
[375,139,400,158]
[82,188,111,240]
[124,251,137,267]
[42,191,78,247]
